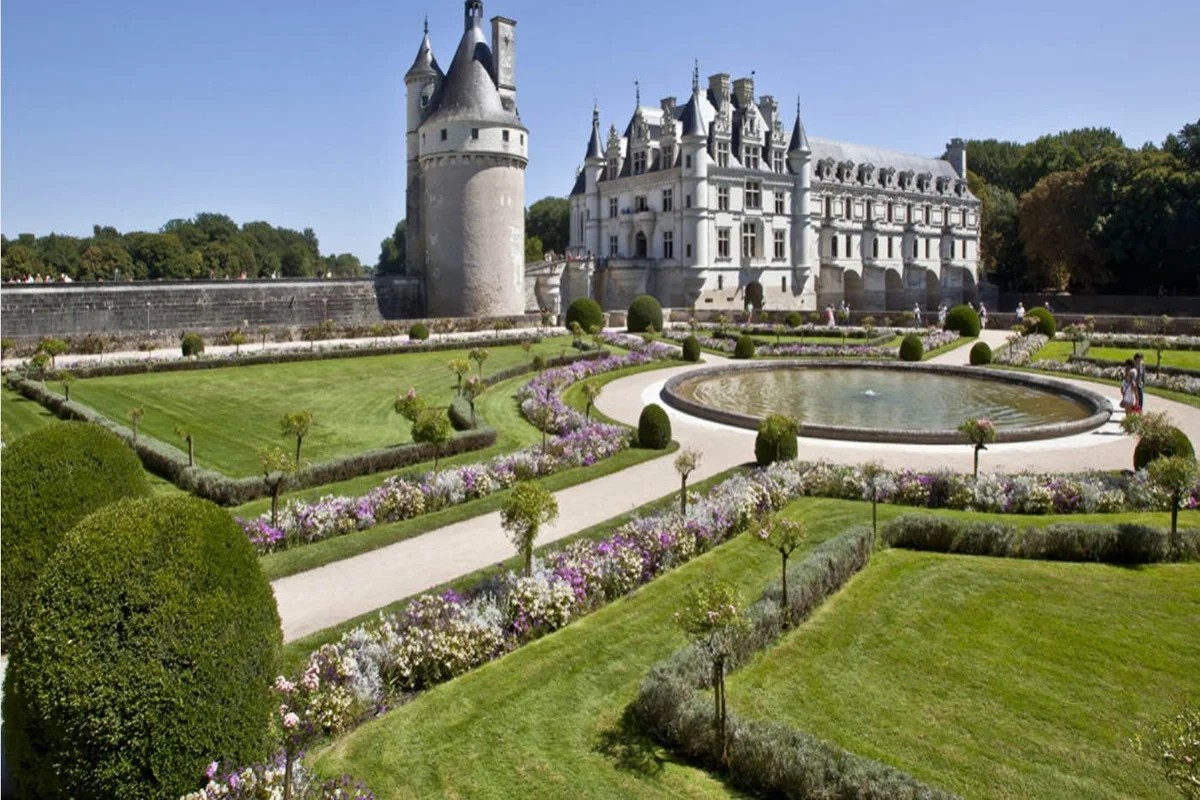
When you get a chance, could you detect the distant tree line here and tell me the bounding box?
[1,213,363,282]
[964,119,1200,296]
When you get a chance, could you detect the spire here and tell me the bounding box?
[692,60,699,94]
[635,79,641,108]
[788,95,810,154]
[424,13,428,35]
[405,18,442,80]
[585,102,603,161]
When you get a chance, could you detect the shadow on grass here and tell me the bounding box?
[594,705,669,777]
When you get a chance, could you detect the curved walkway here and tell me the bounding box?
[271,329,1200,642]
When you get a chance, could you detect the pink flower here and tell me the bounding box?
[205,761,219,779]
[282,712,300,729]
[274,676,295,694]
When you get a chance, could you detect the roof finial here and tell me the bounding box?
[424,12,429,35]
[635,79,640,107]
[692,59,699,94]
[796,95,801,118]
[593,99,599,124]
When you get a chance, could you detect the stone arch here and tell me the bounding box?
[885,268,906,311]
[745,280,764,310]
[961,267,980,305]
[634,231,648,258]
[925,269,942,310]
[844,270,865,311]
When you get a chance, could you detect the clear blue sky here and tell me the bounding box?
[3,0,1197,264]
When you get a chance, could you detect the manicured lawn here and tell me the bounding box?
[1,386,59,441]
[729,549,1199,799]
[311,496,1197,798]
[68,337,577,478]
[1034,340,1079,361]
[922,335,975,360]
[1089,346,1200,370]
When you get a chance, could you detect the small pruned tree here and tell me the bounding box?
[501,481,559,577]
[861,460,885,536]
[175,424,195,467]
[412,407,452,474]
[130,407,144,443]
[959,418,996,478]
[1133,705,1200,798]
[569,321,584,348]
[449,359,471,396]
[258,325,272,350]
[674,447,702,516]
[394,386,425,423]
[1148,455,1199,557]
[588,324,603,350]
[279,410,314,464]
[29,351,51,389]
[1150,336,1169,374]
[531,354,547,376]
[674,578,747,766]
[581,382,603,422]
[469,346,490,378]
[539,309,553,333]
[528,400,555,453]
[463,376,484,427]
[521,340,533,361]
[58,370,76,402]
[230,330,248,356]
[258,446,297,528]
[1,338,14,360]
[38,337,69,369]
[140,340,158,361]
[754,517,809,627]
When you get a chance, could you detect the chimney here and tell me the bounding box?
[491,16,517,111]
[708,73,731,108]
[732,76,755,107]
[945,137,967,178]
[660,96,676,119]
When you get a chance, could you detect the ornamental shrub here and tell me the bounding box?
[944,304,981,337]
[755,414,799,465]
[682,335,701,362]
[898,334,924,362]
[1134,426,1195,471]
[0,422,149,645]
[784,311,804,328]
[1026,306,1056,337]
[733,334,756,359]
[180,331,205,357]
[969,341,993,365]
[408,322,430,341]
[627,294,664,333]
[565,297,604,333]
[3,495,282,799]
[638,403,672,450]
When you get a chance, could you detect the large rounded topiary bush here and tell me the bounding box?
[627,294,664,333]
[1134,426,1195,471]
[755,413,799,466]
[1025,306,1057,338]
[3,494,282,799]
[733,334,756,360]
[565,297,604,334]
[681,335,701,362]
[899,334,924,362]
[944,304,981,337]
[784,311,804,328]
[408,321,430,341]
[969,341,993,366]
[637,403,672,450]
[180,331,205,357]
[1,423,149,645]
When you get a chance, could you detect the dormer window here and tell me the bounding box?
[420,95,429,109]
[743,145,760,170]
[633,151,647,175]
[607,164,617,180]
[662,145,673,168]
[716,141,730,168]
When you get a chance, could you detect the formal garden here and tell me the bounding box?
[3,296,1199,799]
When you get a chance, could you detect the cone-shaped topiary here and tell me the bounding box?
[969,341,993,365]
[899,334,924,362]
[1,422,149,645]
[3,494,282,799]
[638,403,672,450]
[733,334,756,359]
[627,295,664,333]
[755,413,799,465]
[565,297,604,333]
[682,335,701,362]
[1026,306,1056,337]
[1134,426,1194,471]
[408,322,430,340]
[944,304,981,337]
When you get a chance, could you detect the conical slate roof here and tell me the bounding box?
[788,111,811,153]
[679,92,705,137]
[421,16,523,129]
[585,105,603,160]
[405,30,442,79]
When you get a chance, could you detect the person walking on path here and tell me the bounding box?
[979,302,988,329]
[913,302,922,326]
[1015,301,1025,323]
[1134,352,1146,410]
[1120,359,1141,414]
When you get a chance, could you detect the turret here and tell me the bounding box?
[583,104,604,257]
[404,17,443,276]
[945,137,968,178]
[787,99,813,273]
[681,61,710,267]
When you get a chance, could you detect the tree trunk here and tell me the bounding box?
[717,655,729,766]
[283,751,294,800]
[1171,494,1179,556]
[433,446,440,476]
[586,403,591,421]
[871,491,878,535]
[542,426,547,454]
[525,542,533,577]
[270,483,281,528]
[470,403,476,428]
[295,436,303,465]
[680,475,688,516]
[973,445,981,478]
[712,657,721,746]
[65,385,70,402]
[780,552,790,628]
[187,436,194,467]
[132,421,139,443]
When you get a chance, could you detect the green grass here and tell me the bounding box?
[68,337,578,478]
[311,496,1198,798]
[922,335,975,361]
[1033,340,1077,361]
[1088,346,1200,370]
[999,365,1200,411]
[729,549,1199,799]
[1,386,59,441]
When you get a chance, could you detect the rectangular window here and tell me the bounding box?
[741,223,757,258]
[774,229,786,259]
[633,151,647,175]
[718,186,730,211]
[743,145,760,169]
[685,243,692,259]
[718,274,724,290]
[886,202,893,222]
[662,189,674,212]
[925,204,932,224]
[832,236,839,258]
[716,141,730,168]
[773,151,784,174]
[520,134,525,145]
[471,128,479,139]
[907,204,913,223]
[663,231,674,259]
[609,197,618,218]
[502,130,510,142]
[943,206,950,225]
[440,129,448,141]
[913,239,919,258]
[925,238,930,259]
[686,194,692,208]
[846,234,852,256]
[745,181,762,209]
[608,235,618,256]
[717,228,731,258]
[662,146,673,168]
[781,275,788,291]
[635,195,648,212]
[887,237,893,258]
[685,154,692,168]
[961,239,967,259]
[866,200,873,221]
[844,200,853,221]
[774,192,785,215]
[872,238,879,258]
[825,197,832,218]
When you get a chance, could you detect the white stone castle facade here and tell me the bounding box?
[404,1,527,318]
[567,68,981,313]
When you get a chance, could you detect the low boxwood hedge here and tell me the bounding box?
[2,495,281,799]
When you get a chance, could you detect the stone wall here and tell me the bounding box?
[0,277,423,340]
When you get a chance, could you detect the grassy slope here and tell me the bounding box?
[68,336,577,478]
[729,549,1199,800]
[312,496,1198,798]
[1,386,59,440]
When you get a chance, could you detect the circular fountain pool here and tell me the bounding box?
[662,362,1111,444]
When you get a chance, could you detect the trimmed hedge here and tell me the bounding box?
[636,527,952,799]
[408,322,430,340]
[448,395,476,430]
[944,304,981,337]
[882,514,1199,563]
[969,341,993,365]
[681,335,701,362]
[1025,306,1056,337]
[733,334,756,359]
[180,331,205,357]
[565,297,604,333]
[1134,426,1195,471]
[784,311,804,328]
[898,334,924,362]
[3,495,282,799]
[755,414,799,466]
[627,295,664,333]
[0,423,149,645]
[637,403,672,450]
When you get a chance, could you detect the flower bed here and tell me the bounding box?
[663,329,957,359]
[1029,358,1200,397]
[238,336,676,555]
[992,333,1049,366]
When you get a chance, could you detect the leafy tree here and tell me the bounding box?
[961,139,1026,194]
[524,235,544,263]
[581,381,602,421]
[469,346,489,378]
[1018,168,1108,292]
[1133,705,1200,797]
[280,241,314,277]
[861,460,885,535]
[29,351,50,388]
[674,447,701,515]
[449,359,471,395]
[58,370,76,402]
[1,338,14,359]
[462,376,484,427]
[279,410,314,463]
[1162,118,1200,170]
[37,337,68,368]
[376,220,407,275]
[500,481,559,577]
[527,400,555,453]
[1,243,44,281]
[411,407,452,474]
[258,446,298,528]
[1148,456,1199,555]
[394,387,425,423]
[526,196,570,254]
[36,233,83,278]
[1011,127,1124,195]
[674,578,747,765]
[229,330,248,355]
[126,232,194,279]
[754,517,809,627]
[959,418,997,477]
[175,424,195,467]
[258,326,272,349]
[78,241,133,282]
[131,407,144,443]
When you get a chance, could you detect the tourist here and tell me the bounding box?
[937,303,947,327]
[1015,301,1025,323]
[825,305,836,327]
[1120,359,1141,414]
[913,302,922,325]
[979,302,988,329]
[1045,300,1054,313]
[1133,352,1146,409]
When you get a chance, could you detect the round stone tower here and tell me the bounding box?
[413,0,528,318]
